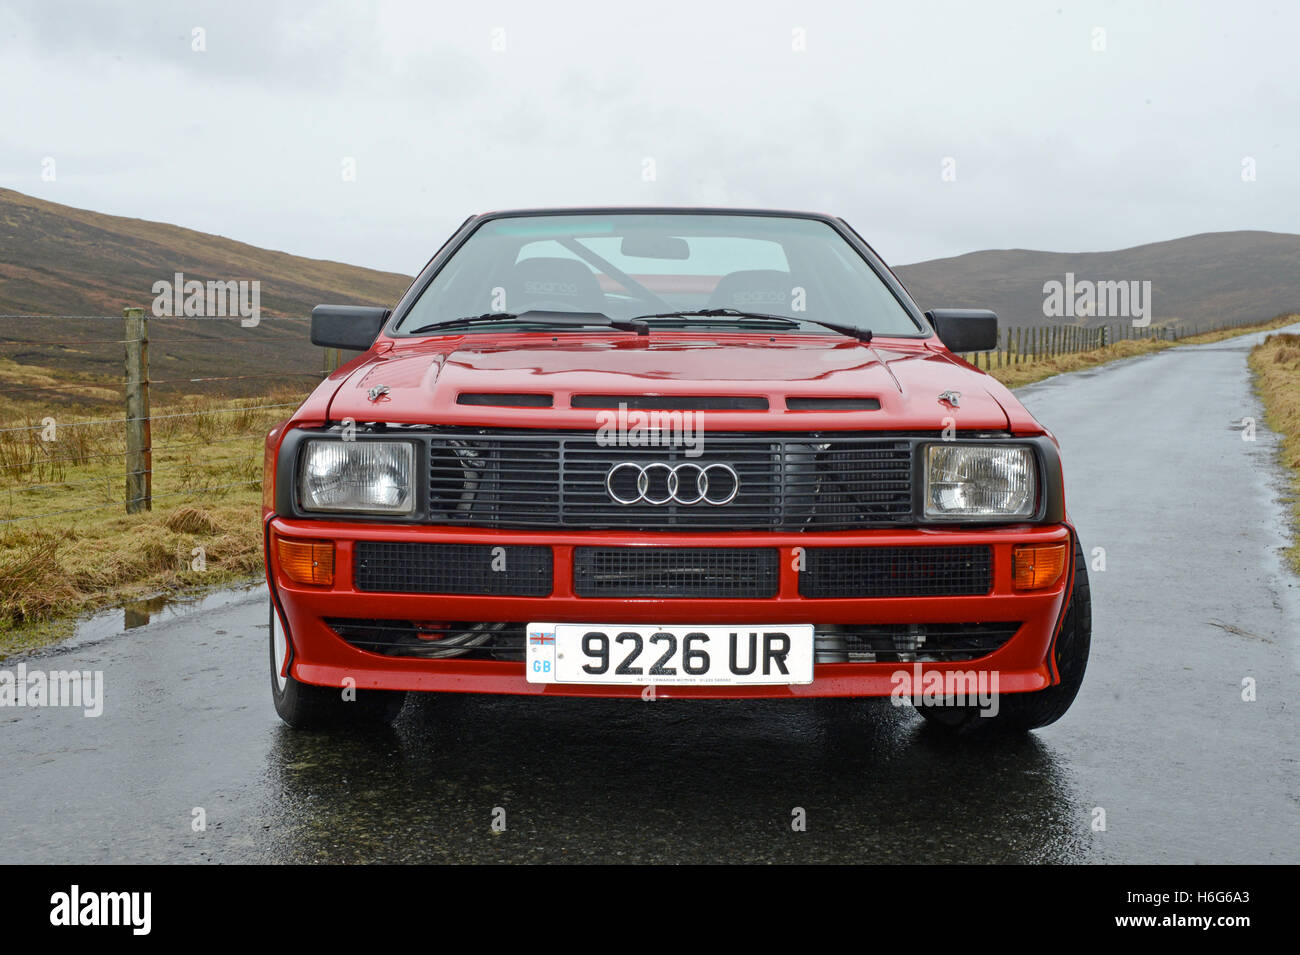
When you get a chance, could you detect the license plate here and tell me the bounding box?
[525,623,814,685]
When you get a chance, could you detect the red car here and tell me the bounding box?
[263,208,1090,731]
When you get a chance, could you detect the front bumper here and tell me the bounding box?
[266,516,1075,699]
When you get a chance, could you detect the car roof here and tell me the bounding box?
[470,206,841,223]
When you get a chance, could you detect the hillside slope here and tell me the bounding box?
[0,189,413,393]
[894,231,1300,331]
[0,188,411,317]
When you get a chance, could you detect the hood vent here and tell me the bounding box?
[457,393,553,407]
[786,397,881,410]
[571,394,768,410]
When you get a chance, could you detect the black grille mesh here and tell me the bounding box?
[573,547,779,598]
[799,546,992,598]
[353,542,552,596]
[427,432,912,531]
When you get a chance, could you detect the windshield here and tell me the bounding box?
[394,213,923,336]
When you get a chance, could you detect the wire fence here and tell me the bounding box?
[1,309,334,526]
[956,319,1221,369]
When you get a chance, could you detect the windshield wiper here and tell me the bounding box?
[407,309,648,336]
[631,308,872,343]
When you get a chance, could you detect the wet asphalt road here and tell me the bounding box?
[3,325,1299,864]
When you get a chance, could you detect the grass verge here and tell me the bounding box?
[0,379,303,655]
[1248,332,1300,575]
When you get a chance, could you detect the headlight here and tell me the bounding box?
[924,444,1036,520]
[298,440,414,514]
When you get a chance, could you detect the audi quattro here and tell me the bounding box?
[263,208,1090,731]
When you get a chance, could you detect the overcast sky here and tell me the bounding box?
[2,0,1296,276]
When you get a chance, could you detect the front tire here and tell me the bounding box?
[915,537,1091,732]
[269,599,406,729]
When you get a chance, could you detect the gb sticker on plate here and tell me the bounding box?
[526,627,557,683]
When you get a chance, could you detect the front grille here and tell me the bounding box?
[427,431,913,530]
[573,547,779,598]
[327,620,1019,664]
[799,546,992,598]
[353,542,552,596]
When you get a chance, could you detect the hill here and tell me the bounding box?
[0,187,410,317]
[0,188,412,394]
[894,231,1300,332]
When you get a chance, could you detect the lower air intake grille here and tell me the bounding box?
[353,542,552,596]
[814,623,1019,662]
[799,545,992,598]
[573,547,779,598]
[326,620,1018,664]
[327,620,527,660]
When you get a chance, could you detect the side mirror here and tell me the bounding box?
[926,308,998,352]
[310,305,390,351]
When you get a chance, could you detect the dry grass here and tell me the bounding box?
[0,379,307,654]
[1248,332,1300,574]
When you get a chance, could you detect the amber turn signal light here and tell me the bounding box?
[1012,543,1068,590]
[276,536,335,586]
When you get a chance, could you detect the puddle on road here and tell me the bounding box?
[56,583,267,654]
[122,593,173,630]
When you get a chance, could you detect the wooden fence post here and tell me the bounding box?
[124,306,151,514]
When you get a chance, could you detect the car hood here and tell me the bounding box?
[326,334,1013,432]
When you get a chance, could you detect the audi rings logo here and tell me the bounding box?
[605,462,740,506]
